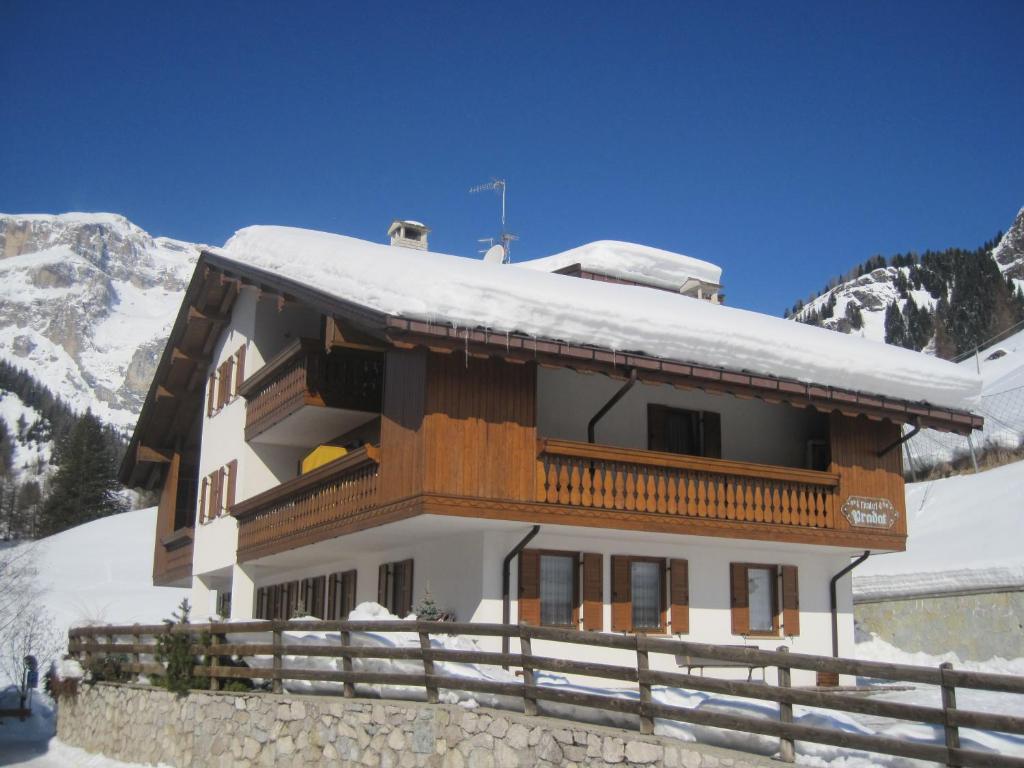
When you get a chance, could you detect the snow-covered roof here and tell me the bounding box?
[515,240,722,290]
[216,226,982,413]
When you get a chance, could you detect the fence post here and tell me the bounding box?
[207,631,220,692]
[271,623,283,694]
[519,625,537,716]
[418,622,438,704]
[939,662,961,767]
[132,625,142,683]
[636,633,654,735]
[777,646,795,763]
[339,628,355,699]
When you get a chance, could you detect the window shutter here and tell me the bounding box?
[517,550,540,625]
[702,411,722,459]
[378,564,389,607]
[217,359,233,409]
[781,565,800,636]
[207,372,217,417]
[669,559,689,634]
[730,563,749,635]
[225,460,238,510]
[610,555,631,632]
[397,559,414,616]
[344,570,357,618]
[234,344,246,394]
[199,476,209,524]
[581,553,603,631]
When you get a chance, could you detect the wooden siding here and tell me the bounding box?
[422,353,537,501]
[377,349,427,504]
[153,450,193,587]
[829,413,907,541]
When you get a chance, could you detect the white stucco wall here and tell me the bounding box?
[537,367,828,469]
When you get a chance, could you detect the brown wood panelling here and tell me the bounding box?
[781,565,800,636]
[422,353,537,502]
[153,450,193,586]
[582,553,603,631]
[610,555,631,632]
[378,349,427,504]
[669,558,689,635]
[829,413,907,542]
[518,550,540,625]
[730,563,748,636]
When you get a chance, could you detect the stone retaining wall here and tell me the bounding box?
[855,590,1024,660]
[57,683,777,768]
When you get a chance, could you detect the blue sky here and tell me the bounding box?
[1,1,1021,314]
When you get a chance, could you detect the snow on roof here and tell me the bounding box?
[217,225,982,412]
[515,240,722,290]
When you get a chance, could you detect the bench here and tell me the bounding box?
[675,646,766,682]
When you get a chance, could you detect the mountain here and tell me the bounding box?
[789,208,1024,355]
[0,213,200,431]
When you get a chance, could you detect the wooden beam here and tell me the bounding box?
[155,385,177,401]
[325,316,389,352]
[172,347,203,366]
[188,306,230,325]
[137,444,174,464]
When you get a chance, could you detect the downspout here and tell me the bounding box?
[588,369,638,444]
[502,525,541,662]
[830,551,870,657]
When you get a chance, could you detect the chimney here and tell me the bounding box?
[388,220,430,251]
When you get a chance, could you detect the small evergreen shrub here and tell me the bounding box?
[153,599,208,695]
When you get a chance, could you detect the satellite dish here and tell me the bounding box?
[483,244,506,264]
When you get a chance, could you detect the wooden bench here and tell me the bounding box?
[675,647,767,682]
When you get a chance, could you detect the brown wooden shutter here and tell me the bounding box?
[217,359,233,408]
[207,372,217,416]
[581,553,603,631]
[669,558,689,634]
[225,460,238,510]
[730,563,749,635]
[781,565,800,636]
[377,563,389,607]
[518,549,540,625]
[234,344,246,394]
[610,555,631,632]
[199,476,209,524]
[344,570,357,618]
[702,411,722,459]
[397,559,414,616]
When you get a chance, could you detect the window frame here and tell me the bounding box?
[731,562,782,638]
[536,549,580,629]
[612,555,668,634]
[647,403,721,458]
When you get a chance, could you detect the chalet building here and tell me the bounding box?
[120,222,983,685]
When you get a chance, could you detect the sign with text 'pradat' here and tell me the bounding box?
[841,496,898,529]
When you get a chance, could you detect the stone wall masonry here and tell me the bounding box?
[57,683,779,768]
[855,589,1024,661]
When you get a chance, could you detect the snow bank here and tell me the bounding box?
[218,226,981,412]
[854,461,1024,600]
[515,239,722,290]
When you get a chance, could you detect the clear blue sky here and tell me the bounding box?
[1,1,1021,314]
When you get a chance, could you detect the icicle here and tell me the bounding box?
[464,328,469,368]
[505,331,510,353]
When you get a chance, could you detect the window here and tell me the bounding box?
[378,559,413,617]
[730,563,800,637]
[648,404,721,458]
[326,569,357,620]
[540,554,576,626]
[200,461,236,524]
[631,560,662,630]
[216,591,232,619]
[518,549,594,629]
[255,575,327,620]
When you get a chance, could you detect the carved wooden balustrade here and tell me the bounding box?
[239,339,384,441]
[232,446,380,560]
[536,439,839,529]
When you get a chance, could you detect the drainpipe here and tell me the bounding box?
[502,525,541,662]
[588,369,638,444]
[830,551,870,657]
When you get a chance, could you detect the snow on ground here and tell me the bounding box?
[218,226,981,412]
[854,460,1024,599]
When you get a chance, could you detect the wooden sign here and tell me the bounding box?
[841,496,898,529]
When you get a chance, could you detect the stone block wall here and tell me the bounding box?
[855,590,1024,660]
[57,683,777,768]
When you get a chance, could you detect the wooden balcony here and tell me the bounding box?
[154,527,194,587]
[232,446,381,561]
[535,439,840,531]
[239,339,384,444]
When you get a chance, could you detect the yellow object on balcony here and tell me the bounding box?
[301,445,349,475]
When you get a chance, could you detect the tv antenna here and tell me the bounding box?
[469,178,517,261]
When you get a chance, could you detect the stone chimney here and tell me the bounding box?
[388,220,430,250]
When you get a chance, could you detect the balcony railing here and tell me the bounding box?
[156,527,194,586]
[239,339,384,442]
[232,445,381,560]
[536,439,839,529]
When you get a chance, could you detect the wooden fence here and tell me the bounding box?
[67,620,1024,768]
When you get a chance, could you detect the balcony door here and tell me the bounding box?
[648,404,721,459]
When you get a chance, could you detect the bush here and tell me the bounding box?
[153,599,208,695]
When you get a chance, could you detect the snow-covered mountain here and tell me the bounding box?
[0,213,200,431]
[792,207,1024,346]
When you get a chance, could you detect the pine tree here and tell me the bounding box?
[415,586,443,621]
[845,302,864,331]
[884,301,908,348]
[38,410,126,536]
